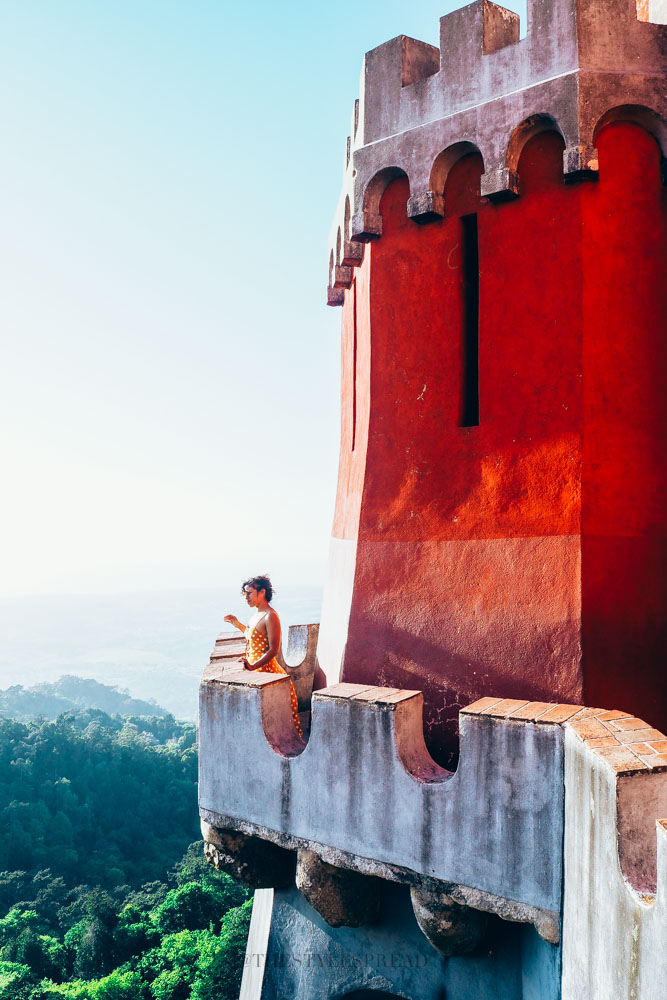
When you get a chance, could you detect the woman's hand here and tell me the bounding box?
[224,614,244,631]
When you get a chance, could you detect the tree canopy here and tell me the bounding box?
[0,705,252,1000]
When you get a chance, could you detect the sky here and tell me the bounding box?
[0,0,526,598]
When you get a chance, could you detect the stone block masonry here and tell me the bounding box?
[199,667,667,999]
[200,668,667,968]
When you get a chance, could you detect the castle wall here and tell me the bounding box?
[562,735,667,1000]
[240,883,560,1000]
[199,668,667,999]
[199,676,565,922]
[199,5,667,998]
[579,122,667,722]
[317,259,371,683]
[327,123,666,764]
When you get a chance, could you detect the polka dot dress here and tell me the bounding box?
[244,621,304,741]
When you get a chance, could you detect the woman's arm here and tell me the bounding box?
[247,611,281,670]
[223,614,246,633]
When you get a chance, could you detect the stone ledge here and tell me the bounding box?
[205,622,320,711]
[462,698,667,775]
[199,675,565,916]
[200,808,560,943]
[199,671,667,937]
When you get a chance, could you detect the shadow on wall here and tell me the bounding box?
[343,617,495,770]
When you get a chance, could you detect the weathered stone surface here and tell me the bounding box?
[199,676,566,916]
[295,850,382,927]
[410,884,486,956]
[202,822,295,889]
[207,623,320,713]
[561,730,667,1000]
[328,0,666,287]
[239,883,561,1000]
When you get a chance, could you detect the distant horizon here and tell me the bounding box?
[0,582,324,715]
[0,577,325,602]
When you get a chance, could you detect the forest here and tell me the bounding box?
[0,678,169,723]
[0,700,251,999]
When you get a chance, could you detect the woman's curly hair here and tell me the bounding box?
[241,575,274,602]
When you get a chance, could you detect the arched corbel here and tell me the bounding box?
[592,104,667,184]
[411,883,487,955]
[202,821,296,889]
[327,248,345,306]
[334,226,353,288]
[341,196,364,266]
[409,141,484,222]
[482,113,566,200]
[351,166,409,241]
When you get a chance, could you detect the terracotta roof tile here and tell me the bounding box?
[481,698,531,718]
[536,704,584,724]
[504,701,556,720]
[460,697,503,715]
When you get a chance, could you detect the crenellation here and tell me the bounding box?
[482,0,520,54]
[200,666,667,972]
[327,0,666,297]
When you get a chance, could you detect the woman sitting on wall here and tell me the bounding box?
[224,575,304,741]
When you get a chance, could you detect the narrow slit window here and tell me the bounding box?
[460,213,479,427]
[352,278,358,451]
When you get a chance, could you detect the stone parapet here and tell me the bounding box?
[199,674,565,932]
[206,622,320,713]
[561,736,667,999]
[200,668,667,994]
[201,668,666,953]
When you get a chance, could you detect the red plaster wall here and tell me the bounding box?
[580,122,667,726]
[333,257,370,542]
[330,124,666,764]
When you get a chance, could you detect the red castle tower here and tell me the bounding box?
[199,3,667,998]
[320,0,667,766]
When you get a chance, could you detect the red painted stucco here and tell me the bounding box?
[580,122,667,723]
[331,123,666,765]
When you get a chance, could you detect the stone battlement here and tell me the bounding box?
[205,622,320,719]
[327,0,666,301]
[198,667,667,955]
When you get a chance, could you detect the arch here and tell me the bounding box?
[429,140,484,195]
[344,196,351,244]
[336,227,342,266]
[353,166,410,240]
[593,104,667,164]
[505,113,566,179]
[516,129,566,195]
[362,166,410,220]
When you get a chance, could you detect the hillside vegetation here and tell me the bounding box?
[0,677,168,722]
[0,696,251,999]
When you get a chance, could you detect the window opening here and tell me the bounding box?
[352,278,358,451]
[460,213,479,427]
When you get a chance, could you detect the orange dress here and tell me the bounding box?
[244,617,304,741]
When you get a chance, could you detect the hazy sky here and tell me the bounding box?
[0,0,525,597]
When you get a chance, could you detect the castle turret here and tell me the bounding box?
[321,0,667,766]
[199,3,667,997]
